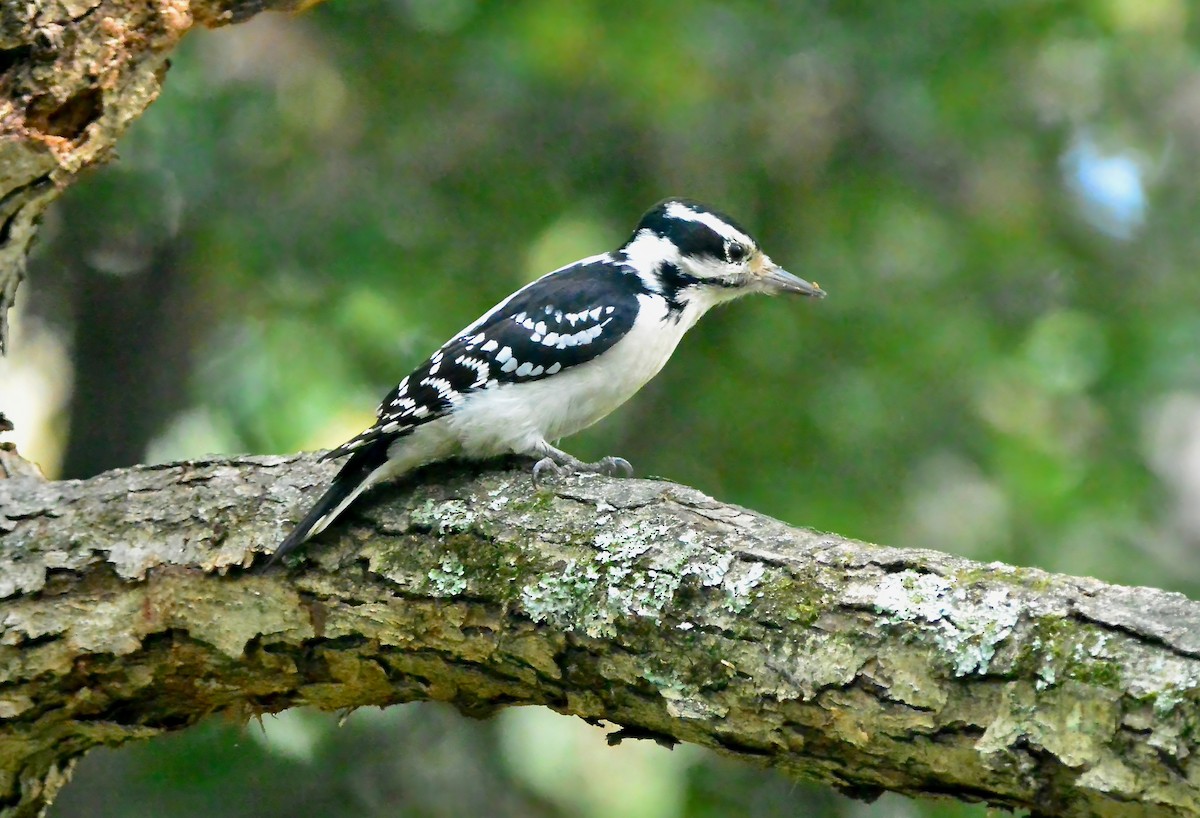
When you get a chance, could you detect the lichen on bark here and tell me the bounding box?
[1,454,1200,817]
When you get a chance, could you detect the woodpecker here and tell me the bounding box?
[271,199,825,563]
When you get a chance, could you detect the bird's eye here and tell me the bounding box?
[726,242,747,263]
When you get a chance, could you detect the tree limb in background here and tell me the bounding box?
[0,0,319,354]
[1,455,1197,816]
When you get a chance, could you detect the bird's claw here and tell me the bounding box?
[530,454,634,488]
[532,457,562,490]
[596,456,634,478]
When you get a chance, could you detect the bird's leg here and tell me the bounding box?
[530,441,633,488]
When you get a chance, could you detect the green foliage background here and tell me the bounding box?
[10,0,1200,815]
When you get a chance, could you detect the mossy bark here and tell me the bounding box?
[0,0,315,352]
[1,454,1198,816]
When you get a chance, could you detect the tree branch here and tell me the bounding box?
[1,455,1198,816]
[0,0,316,353]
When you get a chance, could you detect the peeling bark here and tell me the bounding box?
[0,455,1198,816]
[0,0,316,353]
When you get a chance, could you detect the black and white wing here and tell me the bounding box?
[325,256,643,461]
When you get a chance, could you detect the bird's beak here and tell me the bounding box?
[761,265,826,298]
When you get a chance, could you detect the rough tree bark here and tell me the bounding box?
[0,454,1198,817]
[0,0,315,353]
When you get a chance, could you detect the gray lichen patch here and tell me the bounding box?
[411,499,480,534]
[845,569,1022,676]
[721,560,766,613]
[520,557,606,634]
[427,553,468,596]
[1019,618,1121,694]
[519,517,762,638]
[366,487,546,601]
[1016,610,1200,761]
[1119,652,1200,764]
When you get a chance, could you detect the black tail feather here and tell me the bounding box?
[264,442,390,569]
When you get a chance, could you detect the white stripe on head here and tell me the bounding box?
[664,201,755,249]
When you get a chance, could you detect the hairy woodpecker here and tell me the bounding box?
[271,199,825,562]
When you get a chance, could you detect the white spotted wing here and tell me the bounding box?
[325,256,643,459]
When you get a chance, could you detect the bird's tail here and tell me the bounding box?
[266,441,391,568]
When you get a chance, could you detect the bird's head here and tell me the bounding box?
[620,199,826,304]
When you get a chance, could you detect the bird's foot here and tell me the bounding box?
[531,453,634,489]
[531,457,563,488]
